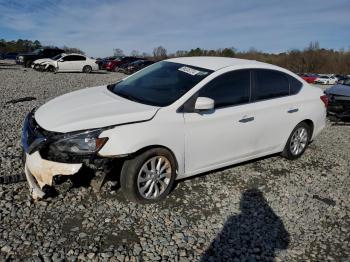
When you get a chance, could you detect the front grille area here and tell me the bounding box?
[22,110,100,164]
[22,111,56,154]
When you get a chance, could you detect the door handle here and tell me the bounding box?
[239,116,254,123]
[288,108,299,113]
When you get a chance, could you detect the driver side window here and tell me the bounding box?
[198,70,251,108]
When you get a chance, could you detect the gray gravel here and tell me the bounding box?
[0,60,349,261]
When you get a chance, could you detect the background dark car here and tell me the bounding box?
[115,59,144,73]
[103,56,142,71]
[16,48,64,67]
[97,56,118,70]
[124,60,155,74]
[335,75,350,83]
[3,52,19,60]
[325,79,350,121]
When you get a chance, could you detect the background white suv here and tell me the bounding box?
[22,57,327,203]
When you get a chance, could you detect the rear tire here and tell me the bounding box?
[120,148,176,203]
[83,65,92,73]
[281,122,311,160]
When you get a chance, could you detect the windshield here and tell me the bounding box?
[33,49,43,55]
[109,61,212,107]
[52,54,63,60]
[320,76,328,79]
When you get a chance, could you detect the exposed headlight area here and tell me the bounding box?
[50,130,108,155]
[23,110,109,163]
[18,56,24,62]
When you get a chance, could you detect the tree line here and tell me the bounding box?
[0,39,85,55]
[147,42,350,75]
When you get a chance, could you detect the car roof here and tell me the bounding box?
[63,53,85,56]
[166,56,272,71]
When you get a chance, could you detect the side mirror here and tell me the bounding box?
[194,97,214,111]
[58,59,64,62]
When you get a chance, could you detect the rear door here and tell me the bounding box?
[249,69,303,154]
[70,55,86,71]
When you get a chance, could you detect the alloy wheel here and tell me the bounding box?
[137,156,172,199]
[289,127,308,156]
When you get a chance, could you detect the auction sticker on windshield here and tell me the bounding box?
[178,66,202,76]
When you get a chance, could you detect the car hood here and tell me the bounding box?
[35,85,160,133]
[325,84,350,97]
[34,58,53,64]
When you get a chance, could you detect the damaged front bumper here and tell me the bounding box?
[21,111,113,199]
[24,152,82,199]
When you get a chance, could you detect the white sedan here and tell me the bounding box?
[22,57,326,203]
[314,75,338,85]
[40,53,98,73]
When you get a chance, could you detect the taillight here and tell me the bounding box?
[320,95,329,107]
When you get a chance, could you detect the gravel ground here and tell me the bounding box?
[0,60,349,261]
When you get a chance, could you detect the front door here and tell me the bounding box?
[184,69,258,175]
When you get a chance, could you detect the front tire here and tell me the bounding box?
[120,148,176,203]
[282,122,311,160]
[25,60,33,68]
[83,65,92,73]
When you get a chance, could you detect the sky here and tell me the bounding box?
[0,0,349,57]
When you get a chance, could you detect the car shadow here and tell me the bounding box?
[200,188,290,261]
[172,153,280,192]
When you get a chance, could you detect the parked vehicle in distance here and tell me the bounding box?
[97,56,118,70]
[3,52,19,60]
[124,60,155,74]
[22,57,326,203]
[335,75,350,83]
[300,73,318,84]
[325,78,350,121]
[32,53,65,71]
[103,56,142,71]
[314,75,338,85]
[38,53,98,73]
[16,48,64,67]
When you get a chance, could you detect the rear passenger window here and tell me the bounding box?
[199,70,250,108]
[70,55,86,61]
[253,69,289,101]
[289,76,303,95]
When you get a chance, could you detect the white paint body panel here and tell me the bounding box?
[35,86,159,132]
[35,57,326,180]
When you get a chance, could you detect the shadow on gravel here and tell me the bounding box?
[201,189,289,261]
